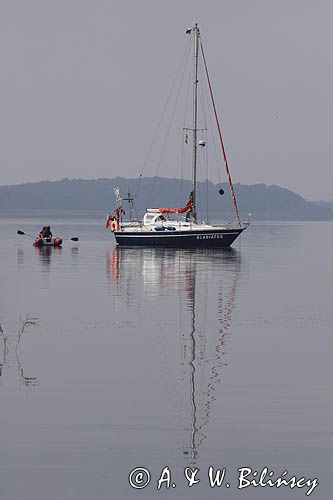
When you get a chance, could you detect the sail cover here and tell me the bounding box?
[148,192,193,214]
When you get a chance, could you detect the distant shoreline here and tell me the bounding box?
[0,177,332,221]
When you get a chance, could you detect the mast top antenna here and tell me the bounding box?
[186,23,200,34]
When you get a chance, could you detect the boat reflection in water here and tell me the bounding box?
[16,248,25,267]
[106,246,243,463]
[34,245,62,271]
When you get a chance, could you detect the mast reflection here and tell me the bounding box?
[179,250,242,464]
[106,246,243,463]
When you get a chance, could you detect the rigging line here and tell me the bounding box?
[199,154,207,214]
[197,62,209,222]
[205,130,209,223]
[196,158,203,217]
[183,50,194,129]
[195,64,212,223]
[180,132,185,205]
[180,54,194,204]
[197,93,209,221]
[197,151,208,220]
[200,40,241,226]
[204,77,223,186]
[200,61,211,222]
[197,138,207,222]
[198,61,208,130]
[198,47,223,189]
[146,40,193,208]
[135,36,193,199]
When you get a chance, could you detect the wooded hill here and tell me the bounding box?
[0,177,332,220]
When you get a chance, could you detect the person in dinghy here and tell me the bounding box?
[33,226,62,247]
[39,226,53,238]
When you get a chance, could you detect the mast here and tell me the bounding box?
[192,23,199,223]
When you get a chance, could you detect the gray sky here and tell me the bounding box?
[1,0,332,200]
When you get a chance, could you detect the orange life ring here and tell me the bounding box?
[110,220,119,232]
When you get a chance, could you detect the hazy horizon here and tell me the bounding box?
[1,0,333,201]
[0,174,331,203]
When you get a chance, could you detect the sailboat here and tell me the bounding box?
[107,24,250,247]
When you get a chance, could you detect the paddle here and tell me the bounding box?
[17,230,34,238]
[17,230,78,242]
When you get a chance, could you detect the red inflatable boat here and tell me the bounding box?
[33,236,63,247]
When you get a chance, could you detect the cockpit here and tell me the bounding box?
[143,212,167,225]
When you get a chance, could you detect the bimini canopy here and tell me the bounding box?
[147,192,193,214]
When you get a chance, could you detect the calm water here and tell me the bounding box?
[0,211,332,500]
